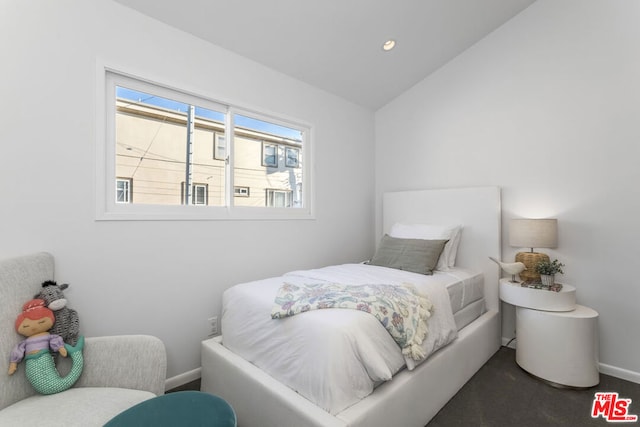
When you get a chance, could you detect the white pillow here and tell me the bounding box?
[389,223,463,271]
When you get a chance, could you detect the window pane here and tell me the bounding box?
[233,114,303,208]
[262,143,278,167]
[116,178,131,203]
[213,134,226,160]
[192,184,207,205]
[114,86,225,206]
[285,147,299,168]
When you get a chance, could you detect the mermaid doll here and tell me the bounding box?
[7,299,84,395]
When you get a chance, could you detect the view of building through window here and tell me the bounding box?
[114,85,304,209]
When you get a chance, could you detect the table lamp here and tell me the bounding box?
[509,218,558,283]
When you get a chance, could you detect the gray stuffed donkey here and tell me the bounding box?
[35,280,80,347]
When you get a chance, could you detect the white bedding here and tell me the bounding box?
[221,263,466,415]
[444,269,485,329]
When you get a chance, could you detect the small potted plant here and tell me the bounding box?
[535,259,565,287]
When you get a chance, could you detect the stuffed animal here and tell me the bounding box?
[8,299,84,394]
[35,280,80,347]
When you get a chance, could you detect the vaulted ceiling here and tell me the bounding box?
[115,0,536,110]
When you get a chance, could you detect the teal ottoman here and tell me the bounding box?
[104,391,236,426]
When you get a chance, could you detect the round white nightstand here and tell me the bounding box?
[499,279,600,388]
[499,278,576,311]
[516,305,599,388]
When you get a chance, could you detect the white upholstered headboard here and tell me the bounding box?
[382,186,501,312]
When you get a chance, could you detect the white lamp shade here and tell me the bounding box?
[509,218,558,249]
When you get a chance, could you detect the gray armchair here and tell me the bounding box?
[0,252,167,426]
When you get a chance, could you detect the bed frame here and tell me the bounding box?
[201,186,501,427]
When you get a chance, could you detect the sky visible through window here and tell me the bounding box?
[116,87,302,142]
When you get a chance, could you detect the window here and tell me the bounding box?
[233,114,304,209]
[213,134,226,161]
[266,189,292,208]
[116,178,132,203]
[285,147,299,168]
[99,69,312,220]
[234,186,250,197]
[262,143,278,167]
[182,183,208,205]
[112,85,225,207]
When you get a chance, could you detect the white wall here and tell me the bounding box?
[375,0,640,380]
[0,1,375,380]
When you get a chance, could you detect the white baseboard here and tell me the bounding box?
[501,336,516,349]
[501,336,640,385]
[164,367,202,391]
[600,363,640,385]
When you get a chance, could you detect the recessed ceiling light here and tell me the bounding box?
[382,39,396,51]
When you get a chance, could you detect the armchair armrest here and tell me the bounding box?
[60,335,167,396]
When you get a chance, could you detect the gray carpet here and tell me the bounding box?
[427,346,640,426]
[170,346,640,426]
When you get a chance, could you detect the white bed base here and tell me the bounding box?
[201,186,501,427]
[202,310,498,427]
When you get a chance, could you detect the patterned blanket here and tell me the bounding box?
[271,282,433,361]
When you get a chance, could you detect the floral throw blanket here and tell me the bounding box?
[271,282,433,361]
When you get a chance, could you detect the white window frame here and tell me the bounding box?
[181,182,208,206]
[262,143,278,167]
[213,133,226,161]
[192,184,208,206]
[116,178,132,204]
[285,147,300,168]
[234,186,250,197]
[96,63,314,221]
[266,189,293,208]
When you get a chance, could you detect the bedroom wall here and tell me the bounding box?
[0,1,375,380]
[375,0,640,381]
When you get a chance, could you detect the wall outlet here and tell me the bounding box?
[207,316,218,337]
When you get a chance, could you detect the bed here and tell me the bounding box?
[201,186,501,427]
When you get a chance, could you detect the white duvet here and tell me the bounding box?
[221,263,458,415]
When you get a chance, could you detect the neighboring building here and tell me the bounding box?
[115,98,303,208]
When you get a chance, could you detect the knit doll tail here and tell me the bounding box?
[65,335,84,354]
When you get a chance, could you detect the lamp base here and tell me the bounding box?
[516,252,550,283]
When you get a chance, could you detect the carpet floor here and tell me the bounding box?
[427,346,640,426]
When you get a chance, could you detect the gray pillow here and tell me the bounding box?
[369,235,448,275]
